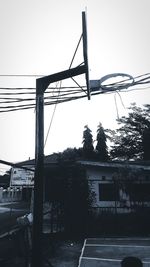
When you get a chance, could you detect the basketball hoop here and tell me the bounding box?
[90,73,134,92]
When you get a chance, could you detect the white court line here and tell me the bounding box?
[88,240,150,241]
[85,244,150,248]
[81,257,150,264]
[78,239,87,267]
[78,239,150,266]
[82,257,121,262]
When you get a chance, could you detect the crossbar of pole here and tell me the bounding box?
[36,65,87,93]
[31,64,88,267]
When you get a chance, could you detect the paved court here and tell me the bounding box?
[78,238,150,267]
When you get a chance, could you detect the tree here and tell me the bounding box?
[58,147,82,162]
[96,122,109,161]
[0,169,11,188]
[142,127,150,160]
[63,164,94,237]
[109,103,150,160]
[82,125,94,159]
[45,162,94,237]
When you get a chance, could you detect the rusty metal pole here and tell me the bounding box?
[31,83,44,267]
[31,65,88,267]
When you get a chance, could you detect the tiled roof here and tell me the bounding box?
[17,153,59,166]
[78,160,150,170]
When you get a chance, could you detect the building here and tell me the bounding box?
[10,156,150,235]
[78,160,150,211]
[10,156,150,210]
[78,160,150,235]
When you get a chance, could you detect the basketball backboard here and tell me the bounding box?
[82,11,90,100]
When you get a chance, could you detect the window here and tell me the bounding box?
[99,183,119,201]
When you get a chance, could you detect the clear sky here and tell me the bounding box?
[0,0,150,172]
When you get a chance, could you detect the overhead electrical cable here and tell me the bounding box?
[115,91,126,109]
[0,86,82,90]
[114,94,119,120]
[0,74,44,77]
[0,72,150,113]
[44,81,61,148]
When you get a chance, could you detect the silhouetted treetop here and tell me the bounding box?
[109,103,150,160]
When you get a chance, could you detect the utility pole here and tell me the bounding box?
[31,12,89,267]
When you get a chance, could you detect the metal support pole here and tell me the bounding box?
[31,64,88,267]
[31,85,44,267]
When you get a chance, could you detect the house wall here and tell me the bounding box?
[86,167,117,207]
[86,166,150,211]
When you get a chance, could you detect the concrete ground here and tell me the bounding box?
[78,238,150,267]
[45,239,84,267]
[0,235,84,267]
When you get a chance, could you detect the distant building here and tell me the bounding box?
[11,156,150,211]
[0,173,10,188]
[78,160,150,211]
[9,154,59,201]
[11,156,150,234]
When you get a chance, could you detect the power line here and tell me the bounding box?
[0,74,45,77]
[0,72,149,113]
[0,86,82,90]
[44,81,61,148]
[114,94,119,120]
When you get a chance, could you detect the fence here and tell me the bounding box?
[42,204,150,237]
[88,206,150,236]
[0,187,22,203]
[43,201,65,234]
